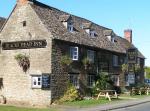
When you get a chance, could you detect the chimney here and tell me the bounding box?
[17,0,29,5]
[124,29,132,43]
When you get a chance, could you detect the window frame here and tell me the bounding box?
[87,50,95,63]
[67,21,73,32]
[31,75,42,89]
[113,55,119,67]
[69,74,79,89]
[87,74,95,88]
[89,30,96,38]
[111,75,119,86]
[70,46,79,61]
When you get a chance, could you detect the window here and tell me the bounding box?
[70,47,78,60]
[23,21,26,27]
[87,75,95,87]
[137,58,140,64]
[87,50,95,63]
[69,74,79,89]
[31,75,42,88]
[111,75,119,86]
[67,22,73,32]
[128,73,135,84]
[107,36,115,43]
[89,30,96,37]
[113,55,119,66]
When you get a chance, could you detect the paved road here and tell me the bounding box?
[111,102,150,111]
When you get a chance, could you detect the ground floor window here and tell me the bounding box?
[31,75,42,88]
[111,75,119,86]
[69,74,79,89]
[87,75,95,88]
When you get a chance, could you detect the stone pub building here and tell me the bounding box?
[0,0,145,106]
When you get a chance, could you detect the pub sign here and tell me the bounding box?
[2,40,47,50]
[127,48,137,64]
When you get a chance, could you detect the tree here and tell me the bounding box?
[145,67,150,79]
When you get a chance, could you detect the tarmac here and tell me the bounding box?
[60,96,150,111]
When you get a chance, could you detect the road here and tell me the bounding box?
[111,102,150,111]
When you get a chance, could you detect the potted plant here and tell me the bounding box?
[82,57,90,70]
[61,55,72,68]
[14,54,30,72]
[121,64,128,73]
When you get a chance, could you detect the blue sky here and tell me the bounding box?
[0,0,150,66]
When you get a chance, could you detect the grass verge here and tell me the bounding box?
[0,105,58,111]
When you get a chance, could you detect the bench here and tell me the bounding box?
[97,90,118,101]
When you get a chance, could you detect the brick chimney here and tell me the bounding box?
[17,0,29,5]
[124,29,132,43]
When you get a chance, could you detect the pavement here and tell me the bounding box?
[59,96,150,111]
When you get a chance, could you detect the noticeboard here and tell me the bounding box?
[42,74,50,89]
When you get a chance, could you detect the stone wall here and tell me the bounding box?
[0,3,52,106]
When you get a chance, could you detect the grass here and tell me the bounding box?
[63,98,122,108]
[0,95,149,110]
[0,105,58,111]
[63,94,150,108]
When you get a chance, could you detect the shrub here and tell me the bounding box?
[59,83,80,103]
[92,72,114,96]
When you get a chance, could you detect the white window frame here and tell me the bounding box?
[113,55,119,66]
[70,47,79,61]
[87,50,95,63]
[69,74,79,89]
[87,75,95,88]
[31,75,42,88]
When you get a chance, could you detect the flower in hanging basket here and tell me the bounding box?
[14,54,30,72]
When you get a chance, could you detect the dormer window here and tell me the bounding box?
[89,30,96,38]
[59,14,74,33]
[67,21,73,32]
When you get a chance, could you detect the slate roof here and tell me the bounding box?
[28,0,145,58]
[0,17,6,30]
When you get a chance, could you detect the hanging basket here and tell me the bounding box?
[14,54,30,72]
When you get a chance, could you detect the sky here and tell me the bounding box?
[0,0,150,66]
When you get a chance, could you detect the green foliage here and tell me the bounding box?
[121,64,128,73]
[82,57,90,65]
[145,67,150,79]
[60,55,72,66]
[92,72,114,95]
[59,83,80,103]
[63,99,110,107]
[14,54,30,72]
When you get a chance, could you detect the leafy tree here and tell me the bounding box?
[92,72,114,95]
[145,67,150,79]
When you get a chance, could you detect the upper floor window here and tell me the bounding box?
[67,21,73,32]
[137,58,140,64]
[89,30,96,38]
[107,36,115,43]
[87,50,95,63]
[113,55,119,66]
[70,47,78,60]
